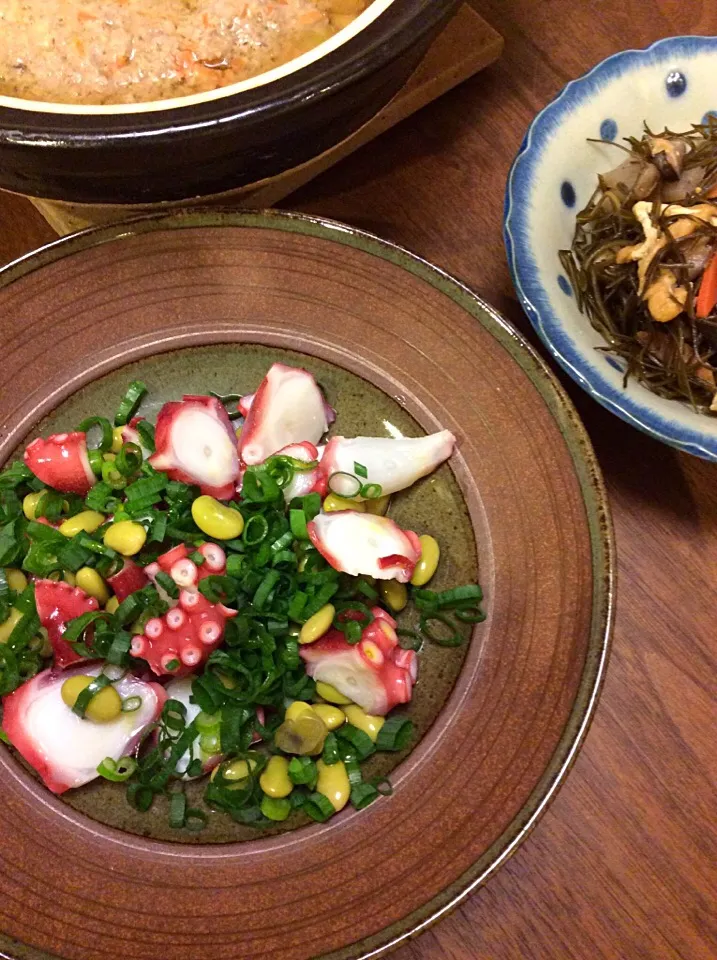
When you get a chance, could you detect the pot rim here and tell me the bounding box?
[0,0,460,143]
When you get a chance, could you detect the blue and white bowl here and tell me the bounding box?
[505,36,717,460]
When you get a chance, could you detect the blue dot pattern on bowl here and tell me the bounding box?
[605,357,624,373]
[560,181,576,208]
[702,111,717,125]
[665,70,687,97]
[557,274,572,296]
[600,119,618,141]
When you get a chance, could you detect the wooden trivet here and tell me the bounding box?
[26,2,502,236]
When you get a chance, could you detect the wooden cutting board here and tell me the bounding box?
[26,3,503,236]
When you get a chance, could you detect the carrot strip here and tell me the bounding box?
[695,252,717,318]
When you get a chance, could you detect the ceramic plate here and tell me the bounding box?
[0,210,613,960]
[505,36,717,460]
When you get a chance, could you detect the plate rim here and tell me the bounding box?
[0,209,615,960]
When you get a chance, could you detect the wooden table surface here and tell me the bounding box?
[1,3,715,959]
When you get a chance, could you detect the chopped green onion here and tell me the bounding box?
[62,609,111,644]
[72,674,112,718]
[127,783,154,812]
[225,554,243,577]
[101,460,127,490]
[77,416,113,452]
[419,613,464,646]
[261,795,291,821]
[87,449,104,476]
[84,481,114,513]
[253,570,280,610]
[97,756,137,782]
[353,462,368,479]
[336,724,375,761]
[116,442,143,477]
[243,515,269,546]
[375,716,413,752]
[149,512,168,543]
[199,575,237,604]
[396,629,422,651]
[327,472,362,498]
[114,381,147,427]
[289,508,309,540]
[169,791,187,829]
[35,489,65,522]
[343,756,363,787]
[136,420,156,452]
[164,658,180,672]
[303,792,335,822]
[455,607,487,624]
[125,474,166,503]
[121,696,142,713]
[322,732,340,765]
[351,782,379,809]
[195,711,221,733]
[106,630,131,665]
[288,756,318,787]
[360,483,383,499]
[155,571,180,599]
[210,390,242,404]
[185,808,208,832]
[241,467,281,503]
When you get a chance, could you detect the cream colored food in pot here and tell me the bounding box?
[0,0,370,106]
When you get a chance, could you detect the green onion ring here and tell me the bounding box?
[327,472,362,498]
[76,416,113,452]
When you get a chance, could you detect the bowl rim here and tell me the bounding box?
[504,34,717,462]
[0,209,615,960]
[0,0,460,141]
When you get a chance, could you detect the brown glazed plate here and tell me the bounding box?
[0,210,614,960]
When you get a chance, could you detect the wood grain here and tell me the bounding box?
[0,2,715,959]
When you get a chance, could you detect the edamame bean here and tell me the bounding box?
[316,759,350,812]
[364,495,390,516]
[191,495,244,540]
[75,567,110,604]
[222,758,258,782]
[60,675,122,723]
[314,681,353,705]
[285,700,315,722]
[22,492,44,521]
[103,520,146,556]
[261,795,291,821]
[59,510,106,538]
[323,493,365,513]
[299,604,335,645]
[111,427,125,454]
[379,579,408,612]
[260,756,293,799]
[274,714,327,755]
[4,568,27,593]
[313,704,345,731]
[344,705,385,742]
[410,535,440,586]
[0,609,22,643]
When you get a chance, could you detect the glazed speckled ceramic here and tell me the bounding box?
[0,210,613,960]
